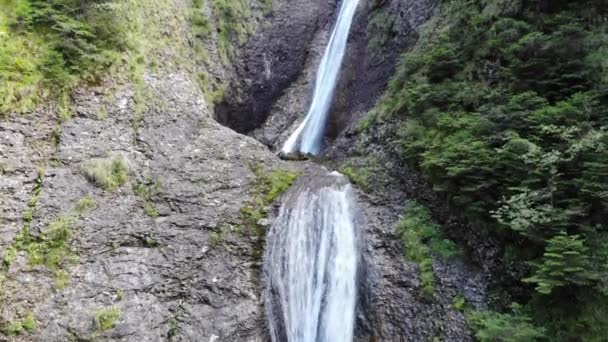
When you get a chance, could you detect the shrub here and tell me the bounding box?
[467,306,546,342]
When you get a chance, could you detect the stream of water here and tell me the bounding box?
[281,0,361,155]
[264,175,359,342]
[266,1,361,340]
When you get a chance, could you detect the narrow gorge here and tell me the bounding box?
[1,0,606,341]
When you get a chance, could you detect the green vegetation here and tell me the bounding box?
[133,177,163,218]
[398,201,460,296]
[0,0,128,117]
[26,215,76,269]
[212,0,251,65]
[241,165,299,260]
[1,313,36,336]
[53,269,70,289]
[82,155,129,191]
[369,0,608,338]
[452,295,466,312]
[74,195,96,214]
[95,306,121,331]
[467,305,546,342]
[339,165,370,190]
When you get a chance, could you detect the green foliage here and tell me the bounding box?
[366,10,394,57]
[74,195,96,214]
[26,216,76,270]
[467,305,547,342]
[0,0,127,116]
[143,203,159,218]
[212,0,251,64]
[1,313,36,336]
[398,201,460,296]
[82,155,129,191]
[53,269,70,289]
[95,307,121,331]
[371,0,608,338]
[524,232,599,295]
[20,313,35,332]
[2,321,24,336]
[452,295,466,312]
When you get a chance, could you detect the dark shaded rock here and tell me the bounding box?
[215,0,334,134]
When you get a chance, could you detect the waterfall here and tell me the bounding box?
[281,0,361,155]
[264,174,360,342]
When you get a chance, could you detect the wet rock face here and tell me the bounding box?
[215,0,333,134]
[0,73,289,341]
[243,0,437,151]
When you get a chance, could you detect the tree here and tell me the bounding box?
[523,232,598,295]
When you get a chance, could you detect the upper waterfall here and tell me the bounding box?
[281,0,361,155]
[264,173,360,342]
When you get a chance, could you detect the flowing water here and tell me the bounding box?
[281,0,361,155]
[264,174,360,342]
[266,0,362,340]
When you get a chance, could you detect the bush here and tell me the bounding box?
[467,306,546,342]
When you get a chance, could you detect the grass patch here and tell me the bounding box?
[95,306,121,331]
[53,269,71,289]
[74,195,96,214]
[1,313,36,336]
[82,155,129,191]
[399,201,460,296]
[26,216,77,269]
[240,165,299,261]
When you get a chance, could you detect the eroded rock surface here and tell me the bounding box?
[1,73,289,341]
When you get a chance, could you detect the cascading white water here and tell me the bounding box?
[264,174,359,342]
[281,0,361,155]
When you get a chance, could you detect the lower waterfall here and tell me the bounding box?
[264,173,360,342]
